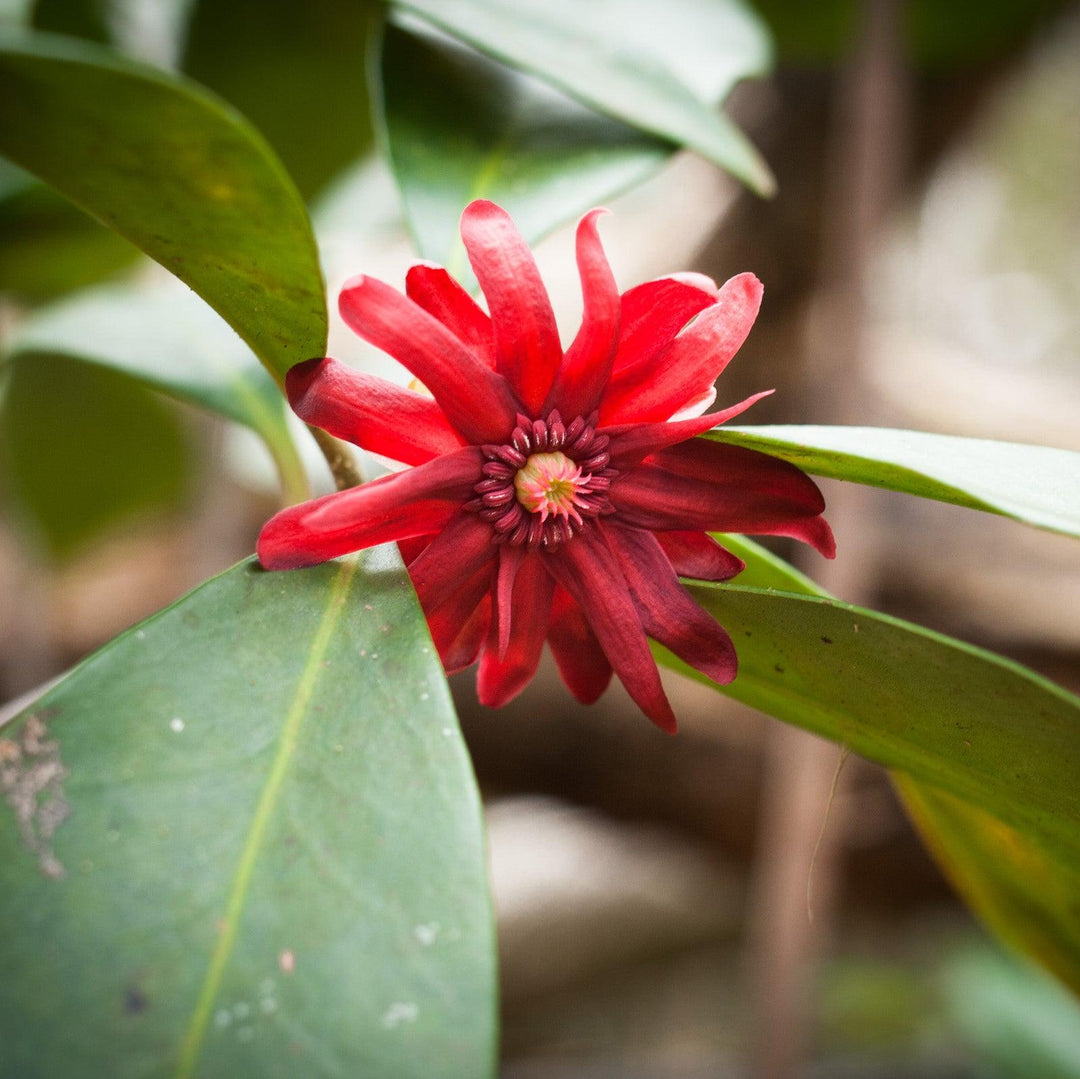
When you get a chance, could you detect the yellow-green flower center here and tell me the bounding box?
[514,451,586,523]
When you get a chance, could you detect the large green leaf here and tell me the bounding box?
[709,426,1080,539]
[394,0,775,195]
[379,19,669,266]
[0,30,326,384]
[183,0,377,202]
[686,534,1080,989]
[0,551,496,1077]
[4,277,307,501]
[0,354,193,560]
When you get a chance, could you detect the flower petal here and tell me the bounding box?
[600,272,763,424]
[612,272,719,376]
[460,199,562,413]
[656,531,745,582]
[608,526,737,685]
[545,209,620,419]
[493,544,526,658]
[258,448,482,570]
[405,261,495,366]
[610,439,835,557]
[604,390,773,470]
[547,588,613,704]
[407,511,498,612]
[286,357,465,466]
[543,527,677,733]
[339,274,518,444]
[422,562,492,672]
[477,553,554,707]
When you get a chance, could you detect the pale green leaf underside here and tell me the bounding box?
[710,425,1080,539]
[0,552,496,1078]
[0,30,327,384]
[394,0,775,195]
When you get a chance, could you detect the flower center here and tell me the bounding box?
[513,452,586,523]
[467,411,617,548]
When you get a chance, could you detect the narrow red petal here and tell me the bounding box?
[610,439,834,558]
[612,272,719,376]
[286,357,465,466]
[547,588,613,704]
[477,554,554,708]
[545,209,620,419]
[543,528,677,733]
[656,531,745,582]
[493,544,525,658]
[339,274,518,444]
[405,262,495,367]
[608,526,737,686]
[422,562,493,672]
[603,391,773,471]
[600,272,763,424]
[460,200,561,413]
[407,511,498,612]
[257,448,481,570]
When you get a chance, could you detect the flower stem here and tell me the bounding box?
[309,425,364,491]
[267,429,311,507]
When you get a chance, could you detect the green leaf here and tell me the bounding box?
[0,552,497,1077]
[379,19,669,266]
[0,30,327,384]
[183,0,378,202]
[710,426,1080,539]
[692,534,1080,990]
[0,354,193,560]
[393,0,775,195]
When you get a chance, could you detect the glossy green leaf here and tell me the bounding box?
[0,354,193,560]
[183,0,377,201]
[379,19,669,266]
[394,0,775,195]
[693,534,1080,990]
[710,426,1080,539]
[4,277,307,499]
[677,577,1080,866]
[0,552,496,1077]
[0,30,327,384]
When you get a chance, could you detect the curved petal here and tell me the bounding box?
[603,390,773,470]
[286,357,465,465]
[610,441,835,558]
[407,511,498,612]
[612,272,719,376]
[608,526,737,686]
[460,200,561,413]
[656,531,745,582]
[543,527,677,733]
[422,560,493,672]
[339,274,518,444]
[545,209,620,419]
[477,553,554,708]
[600,272,763,424]
[258,448,482,570]
[547,588,613,704]
[405,261,495,367]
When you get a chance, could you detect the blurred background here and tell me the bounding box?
[2,1,1080,1076]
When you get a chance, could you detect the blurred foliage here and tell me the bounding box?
[0,354,192,560]
[183,0,378,202]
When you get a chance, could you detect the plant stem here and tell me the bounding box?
[267,429,311,506]
[309,425,364,491]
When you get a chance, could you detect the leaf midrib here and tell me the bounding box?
[175,557,358,1077]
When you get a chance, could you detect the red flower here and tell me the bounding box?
[259,201,834,732]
